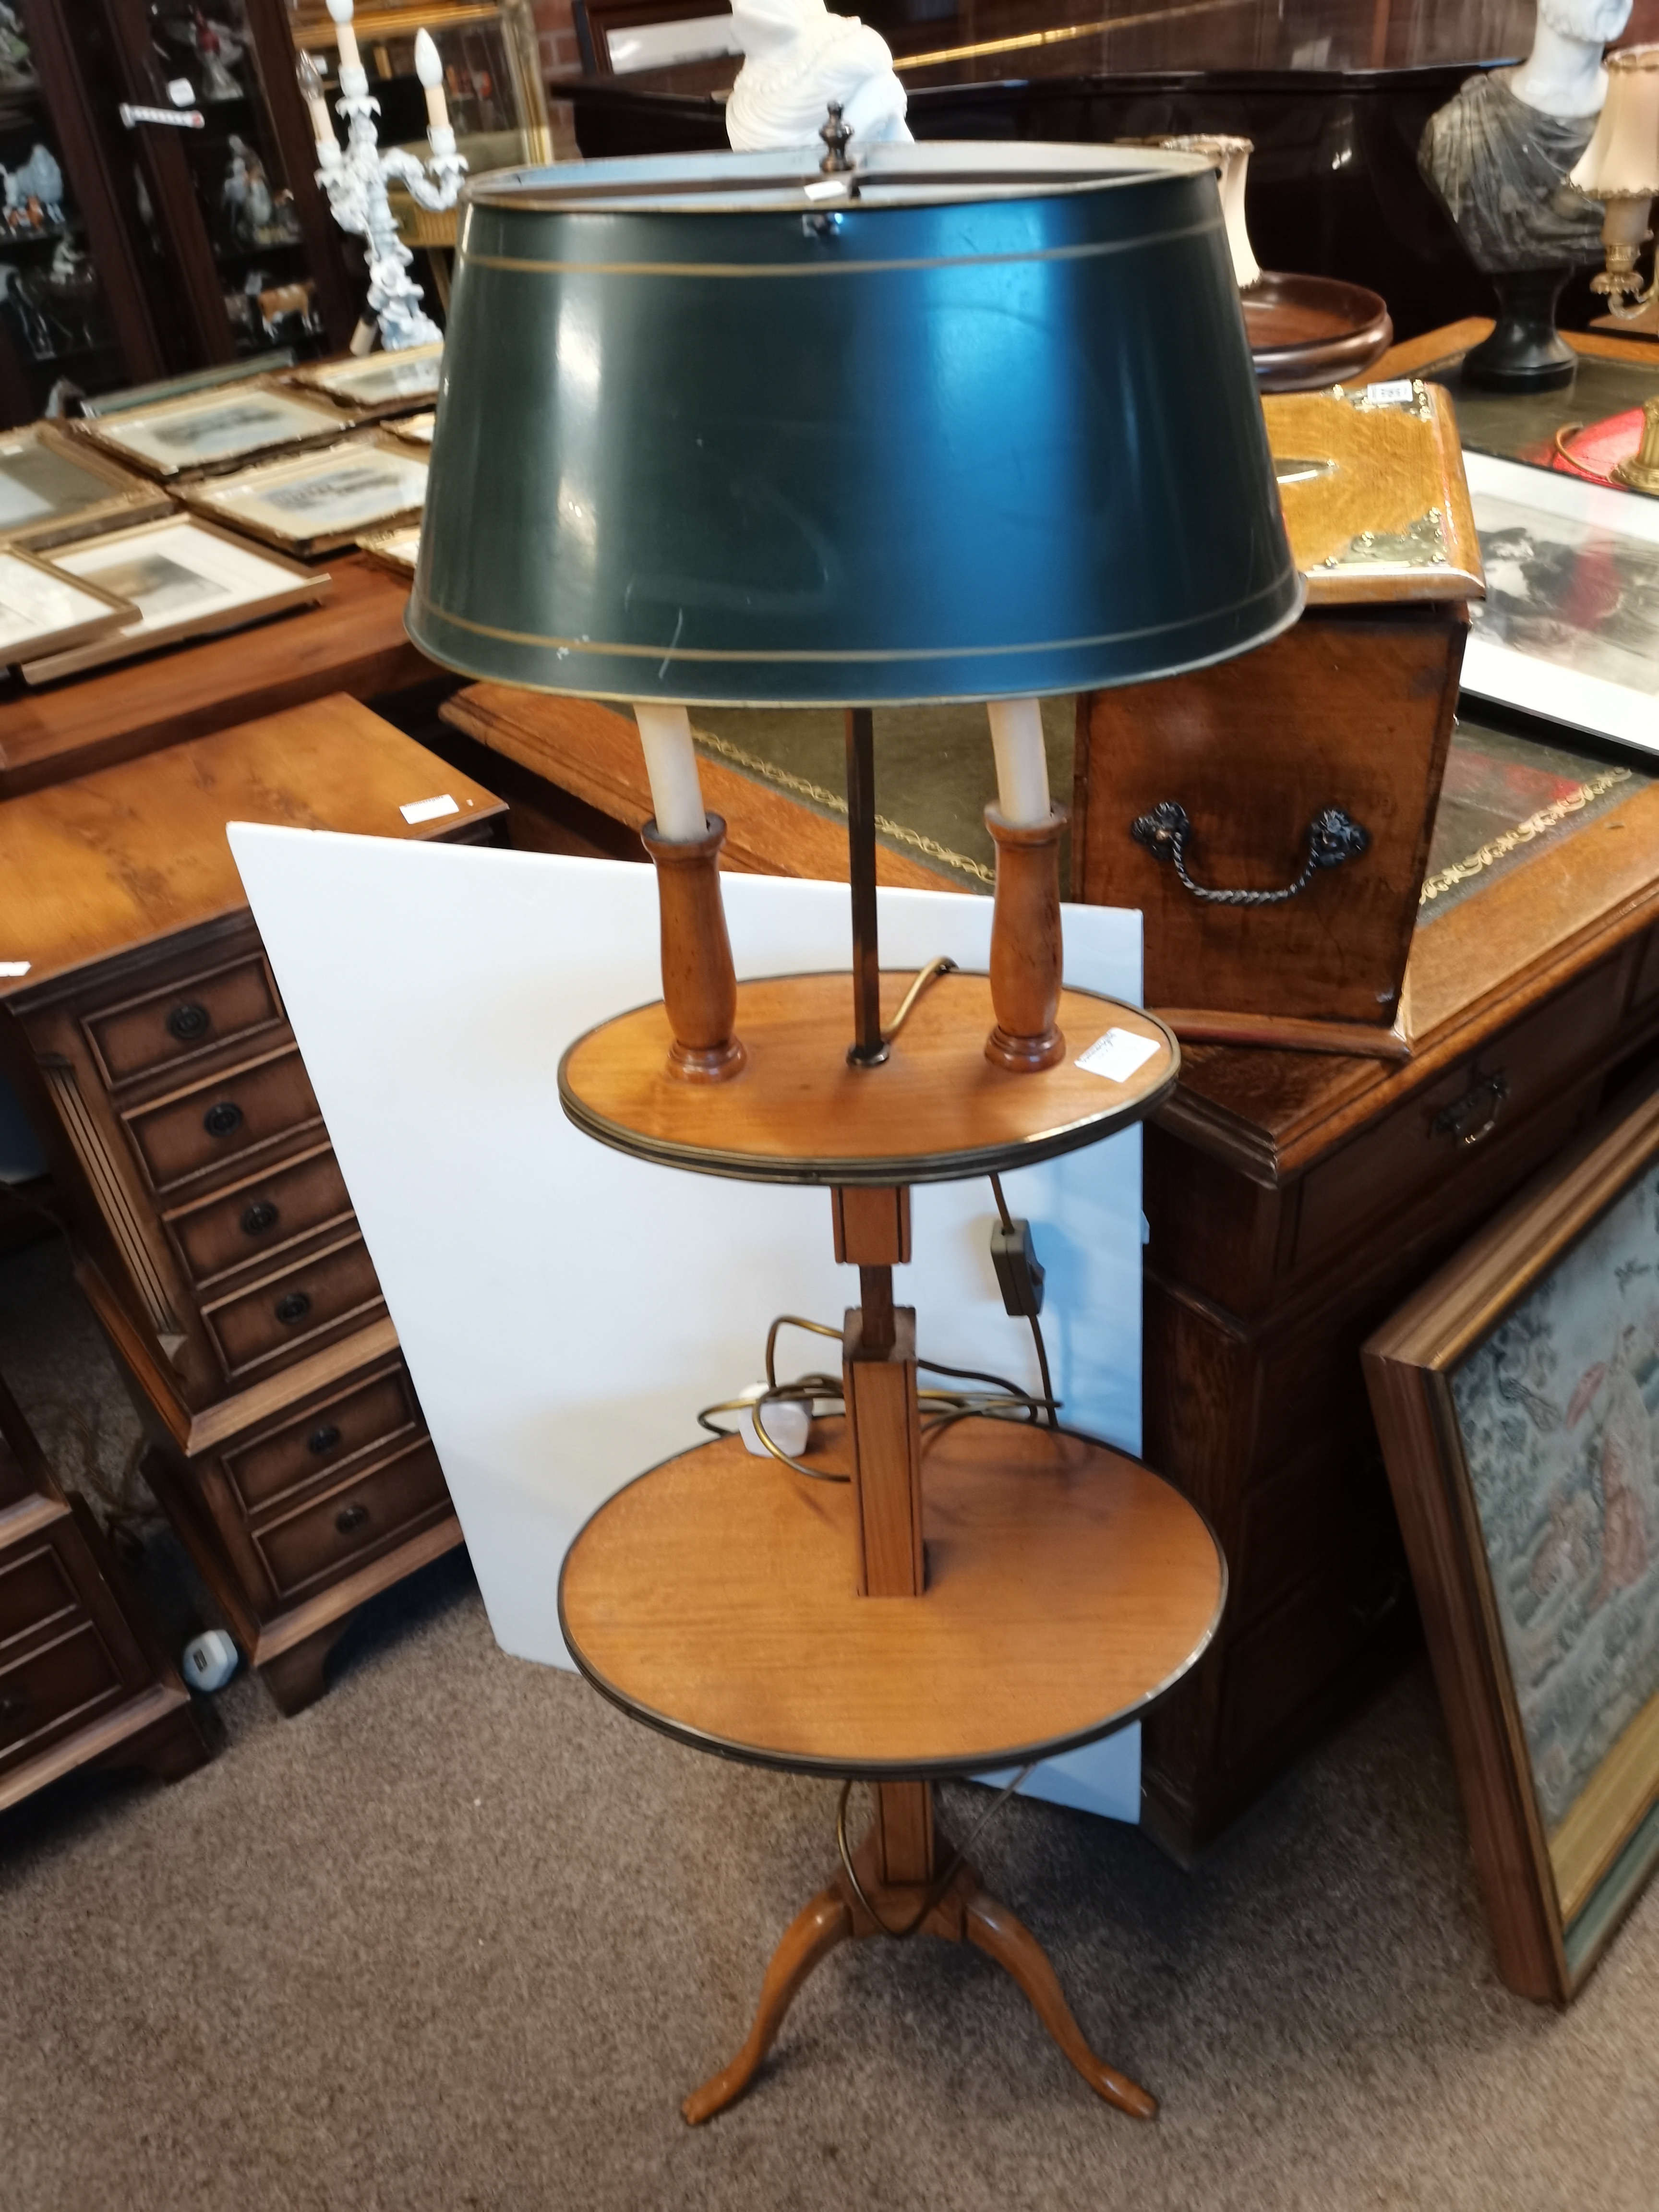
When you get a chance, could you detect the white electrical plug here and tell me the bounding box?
[736,1382,811,1460]
[181,1628,239,1693]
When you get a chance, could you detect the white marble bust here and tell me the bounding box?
[726,0,910,154]
[1419,0,1633,272]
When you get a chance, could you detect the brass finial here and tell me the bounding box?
[819,103,854,175]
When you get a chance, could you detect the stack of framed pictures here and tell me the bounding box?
[71,381,348,483]
[180,434,428,558]
[0,425,169,551]
[0,549,132,666]
[285,342,443,422]
[13,516,329,684]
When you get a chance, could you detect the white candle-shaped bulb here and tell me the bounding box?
[296,51,333,145]
[414,29,448,132]
[325,0,360,75]
[634,703,708,842]
[986,697,1052,827]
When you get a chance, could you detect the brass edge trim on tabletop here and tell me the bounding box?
[554,1421,1228,1781]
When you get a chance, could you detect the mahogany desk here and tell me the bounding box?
[0,553,438,803]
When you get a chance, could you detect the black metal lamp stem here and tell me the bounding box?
[844,707,888,1067]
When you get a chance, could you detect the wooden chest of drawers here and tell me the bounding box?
[0,697,506,1713]
[0,1371,206,1808]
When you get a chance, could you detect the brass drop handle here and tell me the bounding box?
[1433,1070,1509,1148]
[1130,800,1369,905]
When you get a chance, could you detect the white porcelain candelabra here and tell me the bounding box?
[300,0,466,351]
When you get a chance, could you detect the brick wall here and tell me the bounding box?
[531,0,584,79]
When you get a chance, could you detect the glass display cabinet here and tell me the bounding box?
[0,3,162,425]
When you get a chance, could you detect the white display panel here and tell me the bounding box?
[229,827,1148,1821]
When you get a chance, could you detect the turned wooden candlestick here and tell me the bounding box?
[985,804,1066,1072]
[640,814,745,1082]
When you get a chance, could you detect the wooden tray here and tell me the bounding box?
[1245,270,1393,393]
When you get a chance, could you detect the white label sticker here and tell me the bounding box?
[1076,1028,1160,1083]
[0,960,30,976]
[400,793,459,824]
[1358,377,1415,409]
[804,179,850,202]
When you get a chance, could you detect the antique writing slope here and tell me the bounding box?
[1074,379,1482,1060]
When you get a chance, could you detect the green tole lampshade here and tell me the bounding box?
[408,140,1301,707]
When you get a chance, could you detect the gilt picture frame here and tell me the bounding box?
[0,546,133,665]
[287,341,443,418]
[1364,1082,1659,2001]
[0,424,172,552]
[72,383,347,481]
[179,435,428,557]
[21,515,329,685]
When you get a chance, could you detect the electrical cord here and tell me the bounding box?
[989,1171,1057,1428]
[834,1762,1037,1938]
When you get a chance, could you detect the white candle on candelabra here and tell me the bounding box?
[634,704,709,842]
[296,51,333,146]
[413,29,449,133]
[325,0,360,77]
[986,697,1052,827]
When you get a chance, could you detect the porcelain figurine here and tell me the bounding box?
[1419,0,1633,389]
[726,0,909,153]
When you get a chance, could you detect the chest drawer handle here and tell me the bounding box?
[168,1001,210,1042]
[335,1503,369,1534]
[1433,1070,1510,1148]
[242,1201,279,1236]
[0,1692,28,1723]
[275,1291,312,1324]
[308,1423,341,1456]
[1130,800,1370,906]
[203,1101,243,1138]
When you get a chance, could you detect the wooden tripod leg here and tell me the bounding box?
[964,1889,1157,2119]
[681,1885,855,2126]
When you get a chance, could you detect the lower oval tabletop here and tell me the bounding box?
[558,1415,1226,1779]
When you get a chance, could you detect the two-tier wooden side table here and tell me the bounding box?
[0,1368,206,1811]
[557,969,1224,2120]
[0,698,505,1713]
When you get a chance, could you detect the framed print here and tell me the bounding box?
[0,424,171,552]
[1460,450,1659,754]
[20,517,329,685]
[1365,1082,1659,2001]
[382,411,436,449]
[75,352,299,421]
[72,384,346,481]
[357,521,421,576]
[288,342,443,418]
[180,436,427,557]
[0,547,132,665]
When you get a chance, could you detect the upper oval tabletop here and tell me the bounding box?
[559,969,1178,1186]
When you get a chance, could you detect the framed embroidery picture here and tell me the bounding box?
[1365,1082,1659,2000]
